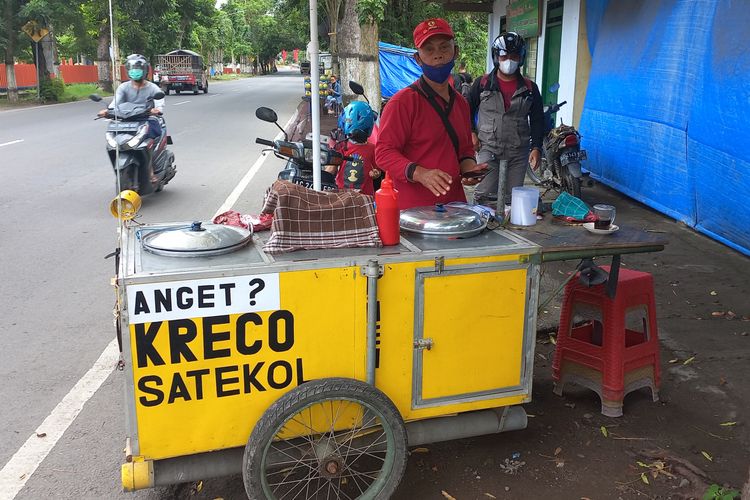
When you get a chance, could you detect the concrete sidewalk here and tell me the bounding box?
[290,95,750,499]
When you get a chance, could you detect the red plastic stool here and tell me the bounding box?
[552,265,660,417]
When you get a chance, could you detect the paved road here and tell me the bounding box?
[0,71,302,499]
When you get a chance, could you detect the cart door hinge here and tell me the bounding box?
[414,338,434,351]
[434,257,445,274]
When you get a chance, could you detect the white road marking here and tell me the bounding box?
[208,93,220,97]
[213,109,298,218]
[0,339,120,500]
[172,100,191,106]
[0,139,24,147]
[0,106,299,499]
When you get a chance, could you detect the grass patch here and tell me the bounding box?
[60,83,112,102]
[0,83,112,108]
[210,73,251,81]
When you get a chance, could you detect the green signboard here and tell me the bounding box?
[507,0,541,38]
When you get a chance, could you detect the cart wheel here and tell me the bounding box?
[243,378,407,500]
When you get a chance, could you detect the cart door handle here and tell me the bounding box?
[414,338,434,351]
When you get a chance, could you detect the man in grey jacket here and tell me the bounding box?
[468,32,544,210]
[98,54,164,137]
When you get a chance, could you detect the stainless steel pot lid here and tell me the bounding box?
[399,204,487,238]
[141,221,252,257]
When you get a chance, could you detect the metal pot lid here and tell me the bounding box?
[400,204,486,238]
[141,221,252,257]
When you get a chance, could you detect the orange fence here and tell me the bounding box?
[1,63,136,90]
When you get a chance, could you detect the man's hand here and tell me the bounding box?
[149,108,162,116]
[460,161,489,186]
[97,109,108,117]
[412,165,452,197]
[529,148,541,170]
[369,168,382,179]
[471,132,480,152]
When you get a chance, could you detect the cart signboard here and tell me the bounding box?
[507,0,542,39]
[125,267,364,458]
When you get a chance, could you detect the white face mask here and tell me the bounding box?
[499,59,519,75]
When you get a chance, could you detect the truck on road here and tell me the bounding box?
[155,49,208,95]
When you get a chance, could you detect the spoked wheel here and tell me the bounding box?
[243,378,407,500]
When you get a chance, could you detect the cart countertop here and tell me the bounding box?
[508,216,668,262]
[121,223,540,283]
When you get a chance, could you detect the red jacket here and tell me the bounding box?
[375,78,476,210]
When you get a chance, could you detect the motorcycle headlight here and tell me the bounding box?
[106,132,118,148]
[127,124,149,148]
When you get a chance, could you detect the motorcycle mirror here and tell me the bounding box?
[153,91,165,100]
[349,81,364,95]
[549,82,560,93]
[348,81,370,104]
[256,107,279,123]
[89,94,103,102]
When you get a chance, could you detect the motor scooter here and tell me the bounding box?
[526,84,590,198]
[255,106,357,192]
[91,93,176,195]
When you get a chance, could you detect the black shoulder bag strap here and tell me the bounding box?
[409,77,460,159]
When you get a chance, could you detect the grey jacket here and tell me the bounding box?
[468,72,544,153]
[110,80,165,113]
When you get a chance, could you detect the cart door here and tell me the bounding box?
[412,261,534,409]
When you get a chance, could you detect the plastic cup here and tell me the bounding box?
[510,187,539,226]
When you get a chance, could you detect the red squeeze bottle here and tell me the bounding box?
[375,172,400,246]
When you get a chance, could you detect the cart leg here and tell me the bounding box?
[365,259,381,385]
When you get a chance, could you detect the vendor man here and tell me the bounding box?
[376,18,487,209]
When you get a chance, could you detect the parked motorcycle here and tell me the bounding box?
[526,86,589,198]
[91,93,176,195]
[255,106,357,192]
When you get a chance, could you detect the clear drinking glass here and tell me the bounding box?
[593,204,616,230]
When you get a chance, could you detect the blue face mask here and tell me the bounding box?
[421,59,455,84]
[128,68,144,81]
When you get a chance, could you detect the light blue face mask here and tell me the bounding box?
[128,68,144,81]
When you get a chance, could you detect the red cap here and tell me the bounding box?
[413,18,454,48]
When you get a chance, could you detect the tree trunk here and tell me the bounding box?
[338,0,361,107]
[3,0,19,102]
[40,25,60,78]
[325,0,342,77]
[360,20,380,114]
[96,22,113,92]
[112,30,121,88]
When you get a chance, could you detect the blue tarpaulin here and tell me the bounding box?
[379,42,421,98]
[580,0,750,256]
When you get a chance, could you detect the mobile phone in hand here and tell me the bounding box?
[461,168,488,179]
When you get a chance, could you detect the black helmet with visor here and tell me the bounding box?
[491,32,527,67]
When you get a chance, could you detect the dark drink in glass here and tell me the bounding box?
[592,204,616,230]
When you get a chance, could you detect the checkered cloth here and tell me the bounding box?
[262,180,382,253]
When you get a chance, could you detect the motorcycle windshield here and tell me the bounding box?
[110,102,150,120]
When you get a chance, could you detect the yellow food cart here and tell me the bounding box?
[117,218,542,499]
